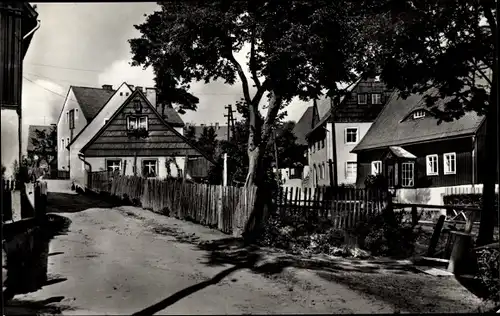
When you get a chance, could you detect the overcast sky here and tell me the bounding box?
[21,3,313,142]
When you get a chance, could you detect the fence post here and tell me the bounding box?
[427,215,446,257]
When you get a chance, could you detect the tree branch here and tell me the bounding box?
[482,5,497,41]
[261,91,283,145]
[249,25,261,90]
[227,51,252,105]
[473,61,493,85]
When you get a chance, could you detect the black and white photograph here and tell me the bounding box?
[1,1,499,314]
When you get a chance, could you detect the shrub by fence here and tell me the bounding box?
[276,186,387,230]
[88,172,257,235]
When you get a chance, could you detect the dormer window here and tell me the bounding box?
[127,116,148,131]
[413,110,426,119]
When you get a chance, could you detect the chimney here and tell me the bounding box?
[215,122,219,129]
[129,84,135,90]
[135,86,143,92]
[146,87,157,108]
[201,123,205,128]
[102,84,113,91]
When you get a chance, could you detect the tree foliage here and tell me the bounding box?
[129,1,366,188]
[358,0,497,245]
[28,126,57,167]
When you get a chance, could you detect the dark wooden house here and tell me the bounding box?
[0,2,38,110]
[79,89,215,180]
[351,89,496,205]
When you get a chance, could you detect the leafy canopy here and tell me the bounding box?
[130,1,363,118]
[360,0,496,121]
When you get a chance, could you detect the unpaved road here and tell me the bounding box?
[5,183,489,314]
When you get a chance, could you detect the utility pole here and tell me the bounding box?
[224,104,236,142]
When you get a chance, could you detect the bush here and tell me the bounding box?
[258,213,345,255]
[354,210,421,258]
[443,193,499,208]
[476,247,499,302]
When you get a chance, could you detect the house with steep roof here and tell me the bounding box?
[305,78,391,187]
[61,84,215,189]
[351,89,498,205]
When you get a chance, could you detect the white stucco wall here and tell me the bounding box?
[57,89,87,171]
[395,184,500,206]
[1,109,19,178]
[334,122,372,185]
[69,83,132,185]
[76,156,187,189]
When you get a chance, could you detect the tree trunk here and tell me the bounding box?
[477,73,498,246]
[238,91,282,242]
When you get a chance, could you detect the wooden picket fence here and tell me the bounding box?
[88,172,258,235]
[277,186,388,229]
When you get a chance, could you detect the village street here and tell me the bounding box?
[4,180,489,315]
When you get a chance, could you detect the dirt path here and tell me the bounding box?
[6,189,489,314]
[8,192,398,315]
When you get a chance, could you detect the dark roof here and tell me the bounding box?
[160,106,185,127]
[185,124,230,141]
[81,90,216,165]
[27,125,54,152]
[307,78,387,137]
[293,106,317,146]
[71,86,116,121]
[352,90,485,152]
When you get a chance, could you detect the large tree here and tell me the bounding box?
[29,126,57,168]
[129,1,362,235]
[358,0,498,245]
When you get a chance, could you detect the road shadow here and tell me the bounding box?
[46,192,122,214]
[3,296,74,315]
[3,214,71,304]
[197,237,417,275]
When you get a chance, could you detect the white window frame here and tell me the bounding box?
[443,152,456,175]
[106,159,122,173]
[345,161,357,179]
[401,162,415,187]
[127,115,149,131]
[357,94,367,105]
[142,159,158,178]
[66,111,69,123]
[371,161,382,175]
[371,93,382,104]
[426,154,439,176]
[75,108,79,119]
[61,138,64,150]
[345,127,359,144]
[413,110,426,119]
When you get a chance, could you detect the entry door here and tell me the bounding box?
[386,161,398,188]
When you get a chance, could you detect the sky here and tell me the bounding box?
[20,2,314,151]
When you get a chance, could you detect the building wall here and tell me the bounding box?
[356,137,475,189]
[85,156,186,178]
[69,83,132,184]
[334,122,372,185]
[307,124,330,187]
[1,109,19,178]
[57,88,87,171]
[395,184,500,206]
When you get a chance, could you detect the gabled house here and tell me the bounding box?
[70,86,215,189]
[57,84,120,171]
[351,89,499,205]
[305,78,391,187]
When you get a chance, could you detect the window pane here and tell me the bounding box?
[142,160,157,177]
[128,117,137,130]
[138,116,147,129]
